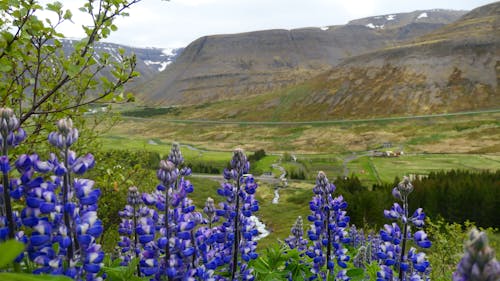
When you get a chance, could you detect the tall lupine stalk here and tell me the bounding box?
[378,176,431,281]
[48,118,80,260]
[0,108,26,241]
[453,228,500,281]
[47,118,103,279]
[117,186,142,274]
[192,196,226,279]
[216,148,259,280]
[157,159,177,275]
[306,171,350,280]
[138,143,202,280]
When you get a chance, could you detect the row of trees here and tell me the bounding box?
[334,170,500,229]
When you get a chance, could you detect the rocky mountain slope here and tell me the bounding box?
[134,9,467,105]
[142,2,499,122]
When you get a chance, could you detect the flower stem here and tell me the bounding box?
[2,138,15,240]
[231,174,241,280]
[62,147,74,261]
[399,197,409,281]
[326,208,332,275]
[133,205,140,277]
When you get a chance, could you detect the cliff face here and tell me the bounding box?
[135,9,468,106]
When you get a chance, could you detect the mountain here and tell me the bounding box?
[155,2,499,121]
[134,9,467,105]
[61,39,183,84]
[347,9,466,29]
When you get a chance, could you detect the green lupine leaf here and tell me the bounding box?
[0,273,73,281]
[0,240,24,268]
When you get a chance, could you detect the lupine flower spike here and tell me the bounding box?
[0,108,25,241]
[306,171,350,280]
[378,176,431,281]
[285,216,308,252]
[453,228,500,281]
[215,148,259,280]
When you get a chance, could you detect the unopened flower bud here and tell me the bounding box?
[291,216,304,238]
[203,197,216,219]
[453,228,500,280]
[127,186,140,205]
[313,171,335,194]
[396,176,414,197]
[48,118,79,149]
[230,148,249,174]
[167,142,184,166]
[157,160,177,184]
[0,108,19,137]
[57,118,73,135]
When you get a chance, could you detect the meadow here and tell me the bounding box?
[97,108,500,252]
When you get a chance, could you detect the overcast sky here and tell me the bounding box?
[45,0,495,48]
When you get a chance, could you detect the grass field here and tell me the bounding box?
[100,132,499,183]
[104,110,500,155]
[345,154,500,185]
[99,108,499,185]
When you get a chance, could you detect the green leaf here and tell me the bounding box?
[0,272,72,281]
[63,10,73,20]
[0,62,12,72]
[346,268,365,277]
[0,240,24,268]
[346,268,366,281]
[46,2,63,13]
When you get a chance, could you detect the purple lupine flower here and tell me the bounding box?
[129,143,202,280]
[211,149,259,280]
[377,265,394,281]
[6,128,26,147]
[453,228,500,281]
[0,108,24,241]
[285,216,308,252]
[408,247,430,273]
[0,155,10,174]
[306,171,350,278]
[377,176,431,281]
[348,225,366,249]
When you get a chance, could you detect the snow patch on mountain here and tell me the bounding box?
[366,23,384,29]
[145,60,172,72]
[417,12,428,19]
[162,48,177,57]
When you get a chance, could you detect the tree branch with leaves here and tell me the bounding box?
[0,0,143,149]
